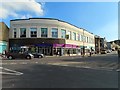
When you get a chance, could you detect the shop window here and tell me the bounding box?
[73,49,77,54]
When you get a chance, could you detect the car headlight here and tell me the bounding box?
[29,54,34,57]
[41,54,44,56]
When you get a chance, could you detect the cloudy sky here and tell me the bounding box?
[0,0,118,41]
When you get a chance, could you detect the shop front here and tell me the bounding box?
[53,44,80,56]
[9,38,83,56]
[0,41,8,54]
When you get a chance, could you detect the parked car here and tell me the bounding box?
[32,53,44,58]
[6,52,34,60]
[101,50,107,54]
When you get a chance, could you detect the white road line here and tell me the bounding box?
[61,65,69,66]
[0,63,8,65]
[20,62,27,64]
[10,63,17,65]
[0,67,23,75]
[116,69,120,72]
[35,62,38,64]
[0,72,23,75]
[75,66,113,71]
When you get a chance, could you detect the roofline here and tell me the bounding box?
[10,18,94,35]
[0,22,9,29]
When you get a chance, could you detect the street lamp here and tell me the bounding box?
[42,42,45,55]
[83,29,85,57]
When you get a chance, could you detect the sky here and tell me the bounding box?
[0,0,118,42]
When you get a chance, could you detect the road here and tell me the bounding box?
[1,51,119,88]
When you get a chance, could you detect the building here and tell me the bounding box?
[110,40,120,50]
[0,22,9,54]
[95,35,107,53]
[100,37,107,50]
[9,18,95,56]
[95,35,100,54]
[106,42,112,50]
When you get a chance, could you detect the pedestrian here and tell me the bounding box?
[57,51,60,56]
[89,50,92,57]
[2,50,7,58]
[68,50,70,56]
[56,51,58,56]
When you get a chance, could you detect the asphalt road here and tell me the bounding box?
[2,64,118,88]
[1,51,119,88]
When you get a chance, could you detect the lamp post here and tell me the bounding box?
[42,42,45,55]
[83,29,85,57]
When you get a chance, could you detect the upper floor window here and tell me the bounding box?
[61,29,66,39]
[83,36,86,42]
[20,28,26,37]
[51,28,58,38]
[14,28,17,38]
[81,35,83,41]
[87,37,89,43]
[78,34,80,41]
[41,28,48,37]
[66,31,71,39]
[73,32,76,40]
[89,37,94,43]
[30,28,37,37]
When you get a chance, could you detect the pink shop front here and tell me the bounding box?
[9,38,81,56]
[53,44,81,56]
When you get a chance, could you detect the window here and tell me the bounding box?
[14,28,17,38]
[89,37,93,43]
[51,28,58,38]
[83,36,86,42]
[73,32,76,40]
[78,34,81,41]
[41,28,48,37]
[81,35,84,41]
[61,29,66,38]
[87,37,89,43]
[66,31,71,39]
[73,49,77,54]
[30,28,37,37]
[20,28,26,37]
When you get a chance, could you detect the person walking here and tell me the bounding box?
[89,50,92,57]
[68,50,70,56]
[57,51,60,56]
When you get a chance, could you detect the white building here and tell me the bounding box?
[9,18,95,56]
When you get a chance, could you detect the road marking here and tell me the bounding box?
[35,62,38,64]
[60,64,67,66]
[20,62,27,64]
[10,63,17,65]
[116,69,120,72]
[0,63,8,65]
[0,72,23,75]
[0,67,23,75]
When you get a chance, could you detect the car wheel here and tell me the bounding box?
[39,55,43,58]
[8,56,13,60]
[26,55,31,59]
